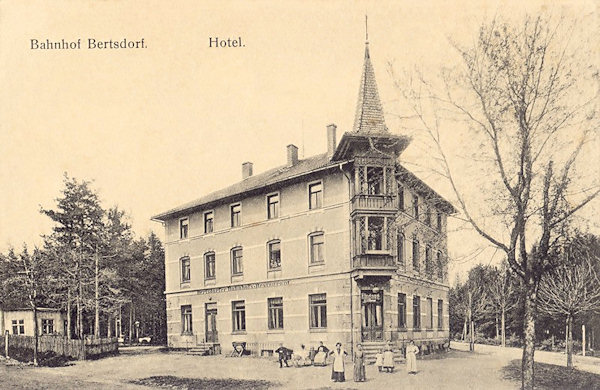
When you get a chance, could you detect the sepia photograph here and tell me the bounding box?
[0,1,599,389]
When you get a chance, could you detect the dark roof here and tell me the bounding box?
[396,164,457,214]
[0,307,62,313]
[352,43,388,134]
[152,153,348,221]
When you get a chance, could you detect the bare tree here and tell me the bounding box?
[392,14,599,389]
[538,234,600,368]
[487,262,518,347]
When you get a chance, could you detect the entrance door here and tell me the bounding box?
[205,303,218,343]
[361,290,383,341]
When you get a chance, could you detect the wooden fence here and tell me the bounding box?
[1,334,118,360]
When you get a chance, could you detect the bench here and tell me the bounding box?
[261,349,274,357]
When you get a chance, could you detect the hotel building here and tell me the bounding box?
[152,40,455,357]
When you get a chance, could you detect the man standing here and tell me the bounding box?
[275,343,291,368]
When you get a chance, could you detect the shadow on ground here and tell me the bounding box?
[502,359,600,390]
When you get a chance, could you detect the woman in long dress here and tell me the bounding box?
[329,342,347,382]
[406,340,419,374]
[353,343,366,382]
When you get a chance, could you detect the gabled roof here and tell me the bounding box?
[396,163,457,214]
[0,307,62,313]
[352,43,388,134]
[152,153,349,221]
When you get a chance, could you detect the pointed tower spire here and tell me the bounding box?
[352,21,388,134]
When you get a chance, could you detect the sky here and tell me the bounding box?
[0,0,598,282]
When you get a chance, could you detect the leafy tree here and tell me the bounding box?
[41,174,105,339]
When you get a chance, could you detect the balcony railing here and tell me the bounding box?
[352,253,396,270]
[352,194,396,212]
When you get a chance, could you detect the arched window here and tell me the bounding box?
[412,237,420,272]
[397,233,405,266]
[437,251,444,281]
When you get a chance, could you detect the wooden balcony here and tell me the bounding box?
[351,194,397,213]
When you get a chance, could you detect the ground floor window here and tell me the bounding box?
[181,305,192,334]
[438,299,444,329]
[232,300,246,332]
[12,319,24,335]
[398,293,406,328]
[413,296,421,329]
[427,297,433,329]
[309,294,327,329]
[268,297,284,329]
[42,319,54,334]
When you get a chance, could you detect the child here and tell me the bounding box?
[375,348,384,372]
[383,346,395,373]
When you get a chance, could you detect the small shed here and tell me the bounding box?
[0,307,66,336]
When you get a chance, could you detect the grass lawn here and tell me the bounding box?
[130,376,277,389]
[502,359,600,390]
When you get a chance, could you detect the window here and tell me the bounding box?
[309,232,324,264]
[438,299,444,329]
[309,182,323,209]
[204,252,216,280]
[367,167,384,195]
[425,246,433,278]
[268,240,281,270]
[425,206,432,226]
[231,247,243,275]
[413,194,419,218]
[398,185,405,211]
[398,293,407,328]
[437,251,444,281]
[230,204,241,227]
[180,257,191,283]
[181,305,193,334]
[232,301,246,332]
[412,238,420,271]
[427,298,433,329]
[42,319,54,334]
[367,217,384,251]
[204,211,214,234]
[179,218,189,239]
[12,319,24,335]
[437,211,442,231]
[309,294,327,329]
[267,193,279,219]
[397,233,404,266]
[268,297,284,329]
[413,296,421,329]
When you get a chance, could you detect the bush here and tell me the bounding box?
[4,346,73,367]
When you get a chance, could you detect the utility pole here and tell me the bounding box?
[94,246,100,338]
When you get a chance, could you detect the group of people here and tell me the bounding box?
[274,340,420,383]
[274,341,329,368]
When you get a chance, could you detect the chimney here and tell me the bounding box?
[287,144,298,167]
[327,123,337,158]
[242,162,253,179]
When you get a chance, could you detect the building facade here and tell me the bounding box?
[0,308,66,337]
[153,41,455,355]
